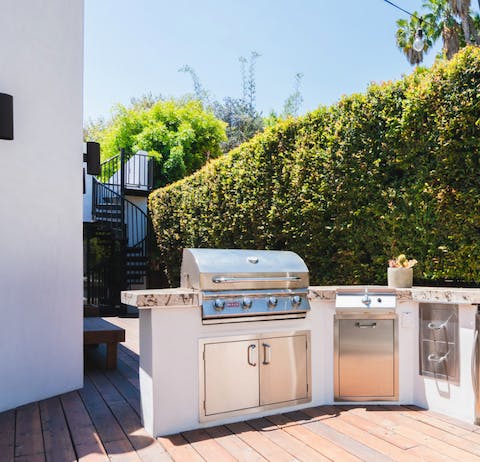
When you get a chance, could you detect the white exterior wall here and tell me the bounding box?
[0,0,84,411]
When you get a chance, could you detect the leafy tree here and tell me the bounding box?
[212,97,264,151]
[180,52,265,152]
[282,73,304,118]
[84,116,107,143]
[264,73,304,127]
[239,51,261,113]
[395,0,480,65]
[85,99,227,187]
[178,66,210,104]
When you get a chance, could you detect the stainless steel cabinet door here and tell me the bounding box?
[337,319,395,398]
[260,335,308,406]
[204,340,259,416]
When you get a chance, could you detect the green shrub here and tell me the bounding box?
[87,99,227,187]
[149,47,480,287]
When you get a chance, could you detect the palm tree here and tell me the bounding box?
[396,14,429,65]
[395,0,479,65]
[450,0,473,42]
[423,0,463,59]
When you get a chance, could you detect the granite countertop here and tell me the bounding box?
[308,286,480,304]
[122,286,480,309]
[121,288,199,309]
[405,286,480,304]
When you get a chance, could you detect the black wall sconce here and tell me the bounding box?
[84,141,101,175]
[0,93,14,140]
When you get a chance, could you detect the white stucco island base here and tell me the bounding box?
[122,286,480,437]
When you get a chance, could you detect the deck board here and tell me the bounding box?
[0,409,15,462]
[182,428,238,462]
[336,405,419,450]
[226,420,298,462]
[14,402,45,461]
[39,397,77,462]
[248,417,330,462]
[60,391,109,462]
[203,425,267,462]
[310,406,420,462]
[288,409,392,462]
[1,316,479,461]
[157,433,204,462]
[88,370,170,462]
[266,412,362,461]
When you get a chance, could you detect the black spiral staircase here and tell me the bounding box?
[84,150,153,313]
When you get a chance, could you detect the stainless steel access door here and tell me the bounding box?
[335,312,398,401]
[200,331,311,422]
[203,340,259,416]
[260,334,309,406]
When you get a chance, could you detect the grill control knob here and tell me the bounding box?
[267,296,278,308]
[292,295,302,307]
[214,298,225,311]
[242,297,253,309]
[361,293,371,306]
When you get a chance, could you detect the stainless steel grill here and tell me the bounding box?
[181,248,311,324]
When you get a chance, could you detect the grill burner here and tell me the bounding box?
[180,248,311,324]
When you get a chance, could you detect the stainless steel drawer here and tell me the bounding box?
[334,314,398,401]
[421,340,458,382]
[420,303,457,342]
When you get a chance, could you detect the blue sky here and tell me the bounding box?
[84,0,455,123]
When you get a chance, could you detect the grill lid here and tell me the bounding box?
[180,248,309,291]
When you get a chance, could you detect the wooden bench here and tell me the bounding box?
[83,318,125,370]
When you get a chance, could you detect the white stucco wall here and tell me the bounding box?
[0,0,84,411]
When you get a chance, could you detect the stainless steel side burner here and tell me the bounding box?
[180,248,311,324]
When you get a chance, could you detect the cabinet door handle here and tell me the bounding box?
[247,344,257,367]
[262,343,271,365]
[355,322,377,328]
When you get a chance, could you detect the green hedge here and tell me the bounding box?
[149,47,480,287]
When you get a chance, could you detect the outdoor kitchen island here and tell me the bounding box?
[122,281,480,438]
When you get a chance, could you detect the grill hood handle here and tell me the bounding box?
[212,276,302,284]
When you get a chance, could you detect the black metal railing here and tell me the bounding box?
[91,177,149,282]
[92,178,148,249]
[84,260,122,307]
[99,151,153,191]
[85,149,152,311]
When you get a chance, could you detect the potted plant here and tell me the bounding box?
[387,254,417,288]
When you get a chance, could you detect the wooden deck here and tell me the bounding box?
[2,317,480,461]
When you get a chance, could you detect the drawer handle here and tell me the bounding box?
[427,352,449,363]
[355,322,377,328]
